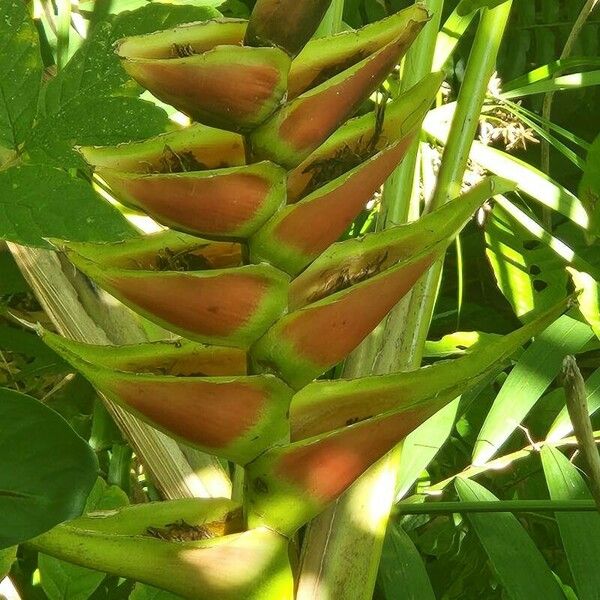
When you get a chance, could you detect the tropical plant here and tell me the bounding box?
[2,0,600,598]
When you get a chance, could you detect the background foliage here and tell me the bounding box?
[0,0,599,598]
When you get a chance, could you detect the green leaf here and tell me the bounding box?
[0,546,16,579]
[457,0,507,17]
[541,446,600,600]
[569,269,600,338]
[130,584,184,600]
[485,203,568,320]
[0,0,42,150]
[473,314,594,465]
[433,6,476,70]
[38,555,106,600]
[423,119,589,230]
[377,522,436,600]
[39,478,129,600]
[501,70,600,99]
[0,324,67,379]
[43,3,221,114]
[0,165,137,248]
[578,132,600,238]
[0,387,98,549]
[27,96,169,169]
[455,477,566,600]
[503,58,600,95]
[395,399,459,500]
[0,251,28,296]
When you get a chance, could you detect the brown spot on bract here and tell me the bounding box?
[283,253,435,367]
[275,137,413,263]
[278,36,409,154]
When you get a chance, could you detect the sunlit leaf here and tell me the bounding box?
[578,132,600,238]
[485,203,568,320]
[455,477,566,600]
[473,314,594,465]
[541,446,600,600]
[377,522,436,600]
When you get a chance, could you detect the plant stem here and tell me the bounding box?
[394,499,600,514]
[422,429,600,494]
[296,3,445,599]
[562,355,600,510]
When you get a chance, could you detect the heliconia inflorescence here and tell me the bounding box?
[33,2,569,598]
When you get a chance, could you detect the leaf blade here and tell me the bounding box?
[455,477,566,600]
[541,445,600,600]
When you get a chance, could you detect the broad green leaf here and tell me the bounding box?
[377,522,436,600]
[0,252,29,296]
[485,203,568,320]
[43,3,220,114]
[473,314,594,465]
[38,555,106,600]
[39,478,129,600]
[578,132,600,237]
[541,446,600,600]
[0,387,98,549]
[27,96,169,169]
[0,165,137,248]
[547,367,600,442]
[0,546,16,579]
[493,197,600,283]
[0,0,42,151]
[455,478,566,600]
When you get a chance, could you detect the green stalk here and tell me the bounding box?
[378,0,445,228]
[391,0,513,375]
[296,4,513,599]
[423,430,600,494]
[393,499,600,515]
[562,355,600,509]
[295,3,444,599]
